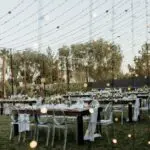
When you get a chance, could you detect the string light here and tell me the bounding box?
[29,140,37,148]
[56,26,60,29]
[84,61,88,67]
[2,0,131,49]
[40,107,47,114]
[106,83,110,87]
[0,0,24,21]
[128,87,131,91]
[105,10,109,13]
[115,117,118,122]
[0,0,144,51]
[89,108,94,113]
[128,134,132,138]
[148,141,150,145]
[93,63,97,70]
[112,138,117,144]
[8,11,12,14]
[83,83,88,88]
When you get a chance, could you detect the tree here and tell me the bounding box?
[58,38,123,82]
[129,43,150,77]
[128,43,150,86]
[12,48,56,86]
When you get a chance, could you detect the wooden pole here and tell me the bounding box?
[24,60,27,93]
[2,56,6,98]
[10,49,14,95]
[66,57,70,91]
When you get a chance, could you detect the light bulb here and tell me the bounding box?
[128,87,131,91]
[106,83,110,87]
[128,134,132,138]
[84,62,88,66]
[30,140,37,148]
[115,117,118,122]
[94,64,97,70]
[112,138,117,144]
[148,141,150,145]
[40,107,47,114]
[89,108,94,113]
[83,83,88,88]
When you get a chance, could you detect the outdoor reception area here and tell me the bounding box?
[0,0,150,150]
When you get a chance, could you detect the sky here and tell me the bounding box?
[0,0,149,73]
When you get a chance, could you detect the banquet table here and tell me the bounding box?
[136,94,149,108]
[70,98,136,122]
[0,100,36,115]
[98,99,136,122]
[13,107,103,145]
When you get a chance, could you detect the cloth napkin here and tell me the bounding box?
[84,108,99,141]
[53,104,68,109]
[133,98,140,121]
[84,100,100,141]
[18,114,30,132]
[69,99,84,110]
[3,104,11,115]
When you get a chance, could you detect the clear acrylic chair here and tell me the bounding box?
[113,103,124,124]
[21,107,37,142]
[140,95,150,112]
[9,106,24,142]
[97,102,113,144]
[36,109,51,146]
[51,109,68,150]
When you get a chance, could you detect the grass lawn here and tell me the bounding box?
[0,112,150,150]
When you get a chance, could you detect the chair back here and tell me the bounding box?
[23,106,36,124]
[10,106,20,122]
[103,102,113,121]
[36,108,50,125]
[53,109,67,126]
[90,99,99,108]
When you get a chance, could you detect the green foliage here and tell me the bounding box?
[129,43,150,77]
[12,48,57,85]
[1,39,123,96]
[45,83,86,96]
[58,38,123,82]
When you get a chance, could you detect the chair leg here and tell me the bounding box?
[121,112,124,125]
[36,128,39,142]
[23,131,26,142]
[18,132,21,143]
[9,125,13,140]
[33,126,37,140]
[104,126,111,145]
[51,126,55,147]
[58,128,61,140]
[64,128,67,150]
[46,126,50,146]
